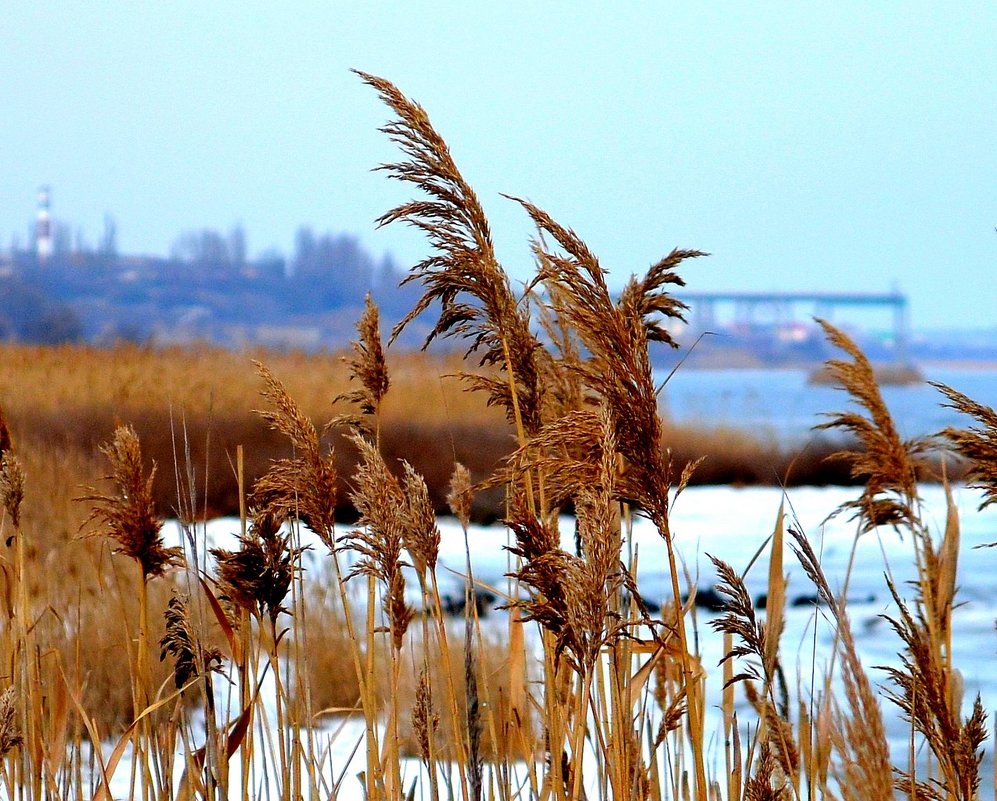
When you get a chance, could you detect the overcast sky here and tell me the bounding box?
[2,3,994,329]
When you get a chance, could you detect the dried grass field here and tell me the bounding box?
[0,341,876,528]
[0,72,995,801]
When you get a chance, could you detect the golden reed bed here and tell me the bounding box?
[0,340,904,525]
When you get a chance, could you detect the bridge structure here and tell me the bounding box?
[677,290,911,362]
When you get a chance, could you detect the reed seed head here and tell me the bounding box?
[446,462,473,530]
[511,196,703,524]
[253,362,338,547]
[743,743,791,801]
[399,460,440,576]
[507,419,627,676]
[357,70,547,438]
[879,578,988,801]
[492,409,604,514]
[709,555,768,686]
[342,433,414,647]
[411,667,439,767]
[81,425,182,579]
[335,293,390,427]
[212,511,302,624]
[814,319,923,532]
[160,589,223,690]
[0,451,24,532]
[0,687,21,757]
[932,381,997,510]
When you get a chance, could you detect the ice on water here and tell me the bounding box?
[141,483,997,798]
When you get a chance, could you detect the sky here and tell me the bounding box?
[1,3,995,330]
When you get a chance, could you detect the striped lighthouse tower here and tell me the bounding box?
[36,185,53,264]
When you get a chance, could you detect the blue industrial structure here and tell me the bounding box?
[678,290,910,363]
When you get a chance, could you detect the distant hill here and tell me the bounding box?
[3,235,995,366]
[0,226,430,349]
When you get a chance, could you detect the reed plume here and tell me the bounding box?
[709,556,773,689]
[880,579,988,801]
[504,494,561,566]
[81,424,182,579]
[411,667,439,769]
[334,293,390,432]
[0,405,23,530]
[511,197,702,520]
[252,361,337,548]
[516,407,625,675]
[212,511,302,625]
[398,460,440,578]
[492,409,605,514]
[342,433,413,649]
[814,318,924,532]
[0,688,22,757]
[79,423,181,801]
[335,296,443,580]
[355,70,546,440]
[931,381,997,510]
[159,589,223,690]
[446,462,473,531]
[0,453,23,533]
[743,744,791,801]
[526,272,586,422]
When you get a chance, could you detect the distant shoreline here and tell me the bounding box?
[658,358,997,372]
[917,359,997,371]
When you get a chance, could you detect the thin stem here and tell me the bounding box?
[268,617,289,801]
[656,511,707,801]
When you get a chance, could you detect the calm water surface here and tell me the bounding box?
[657,366,997,443]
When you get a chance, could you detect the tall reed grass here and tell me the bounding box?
[0,340,937,523]
[0,72,993,801]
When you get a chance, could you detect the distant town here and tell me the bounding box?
[2,187,995,366]
[0,187,428,349]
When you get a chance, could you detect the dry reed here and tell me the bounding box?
[80,425,182,580]
[932,381,997,510]
[813,318,925,532]
[0,69,993,801]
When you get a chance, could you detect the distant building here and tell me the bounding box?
[36,186,52,263]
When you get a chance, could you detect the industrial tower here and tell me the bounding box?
[36,185,52,263]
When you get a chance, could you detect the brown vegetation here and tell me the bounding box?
[0,341,955,527]
[0,71,993,801]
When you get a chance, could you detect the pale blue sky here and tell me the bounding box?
[2,3,994,328]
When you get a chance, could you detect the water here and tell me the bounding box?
[657,366,997,443]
